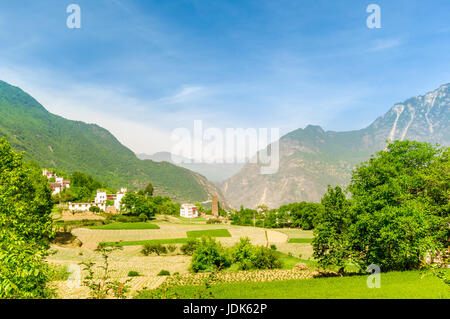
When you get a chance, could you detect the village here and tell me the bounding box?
[43,169,221,219]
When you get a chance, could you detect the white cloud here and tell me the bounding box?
[368,38,402,52]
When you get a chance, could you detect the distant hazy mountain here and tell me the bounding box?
[221,83,450,209]
[0,80,226,204]
[137,152,245,183]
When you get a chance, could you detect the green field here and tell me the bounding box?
[89,222,160,230]
[136,270,450,299]
[288,238,313,243]
[186,229,232,238]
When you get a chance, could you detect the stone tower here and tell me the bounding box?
[212,195,219,217]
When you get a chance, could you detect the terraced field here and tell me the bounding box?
[48,216,317,298]
[71,222,288,249]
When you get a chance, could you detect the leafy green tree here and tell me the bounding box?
[230,237,256,270]
[144,183,154,196]
[347,140,448,271]
[313,141,449,272]
[312,185,352,273]
[120,192,157,218]
[0,138,54,298]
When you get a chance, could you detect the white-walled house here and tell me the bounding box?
[180,204,199,218]
[68,202,106,212]
[95,191,107,203]
[43,170,70,195]
[68,188,127,213]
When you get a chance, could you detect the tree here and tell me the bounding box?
[120,192,157,218]
[312,185,352,273]
[346,141,449,271]
[144,183,154,196]
[313,141,449,272]
[0,138,54,298]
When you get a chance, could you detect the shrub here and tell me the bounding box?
[230,238,282,270]
[138,213,148,222]
[252,246,282,270]
[128,271,140,277]
[190,237,230,273]
[231,237,256,270]
[206,219,222,224]
[167,245,177,253]
[116,216,128,223]
[270,244,277,251]
[141,244,167,256]
[89,206,101,213]
[181,239,198,256]
[157,270,170,276]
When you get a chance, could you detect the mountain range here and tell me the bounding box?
[221,83,450,208]
[0,80,225,204]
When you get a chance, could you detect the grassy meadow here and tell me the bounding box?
[136,270,450,299]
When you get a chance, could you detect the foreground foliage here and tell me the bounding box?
[0,138,54,298]
[313,141,449,272]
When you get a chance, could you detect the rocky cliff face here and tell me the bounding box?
[221,84,450,209]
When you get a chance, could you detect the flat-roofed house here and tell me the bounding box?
[180,204,199,218]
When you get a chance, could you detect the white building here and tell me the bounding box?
[43,170,70,195]
[68,202,106,212]
[180,204,199,218]
[95,191,107,204]
[69,188,127,213]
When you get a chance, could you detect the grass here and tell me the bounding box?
[88,222,160,230]
[186,229,232,238]
[136,270,450,299]
[104,228,232,246]
[104,238,189,247]
[274,251,302,270]
[288,238,313,243]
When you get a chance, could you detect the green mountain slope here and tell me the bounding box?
[0,80,223,203]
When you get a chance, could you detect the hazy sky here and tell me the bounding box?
[0,0,449,154]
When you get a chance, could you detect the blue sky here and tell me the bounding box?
[0,0,449,154]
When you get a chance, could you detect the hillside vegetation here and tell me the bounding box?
[0,80,222,203]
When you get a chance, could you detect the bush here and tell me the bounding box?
[251,246,282,270]
[89,206,101,213]
[181,239,198,256]
[141,244,167,256]
[117,216,128,223]
[230,238,282,270]
[128,271,140,277]
[157,270,170,276]
[206,219,222,224]
[167,245,177,253]
[190,238,230,273]
[138,213,148,222]
[230,237,256,270]
[270,244,277,251]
